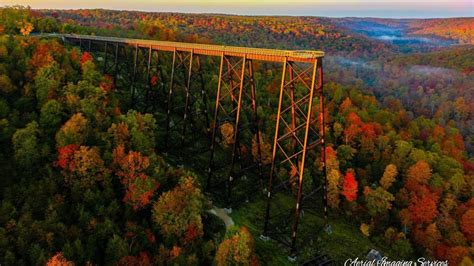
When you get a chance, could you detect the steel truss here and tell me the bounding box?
[63,34,327,258]
[262,58,328,258]
[165,49,211,151]
[207,55,264,206]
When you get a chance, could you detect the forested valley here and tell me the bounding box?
[0,6,473,265]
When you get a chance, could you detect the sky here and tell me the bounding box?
[1,0,473,18]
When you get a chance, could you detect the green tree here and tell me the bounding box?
[12,121,41,168]
[40,100,64,133]
[117,110,157,155]
[34,62,63,107]
[105,235,129,264]
[364,186,395,217]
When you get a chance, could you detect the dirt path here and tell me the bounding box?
[209,207,235,229]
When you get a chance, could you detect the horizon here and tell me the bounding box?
[1,0,473,18]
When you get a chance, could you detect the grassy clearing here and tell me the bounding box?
[230,195,388,265]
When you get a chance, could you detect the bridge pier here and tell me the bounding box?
[262,57,327,257]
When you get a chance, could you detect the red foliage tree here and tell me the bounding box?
[460,209,474,241]
[54,144,79,171]
[117,251,152,266]
[113,145,159,210]
[184,223,200,244]
[344,112,363,143]
[150,75,158,86]
[444,246,469,265]
[408,189,439,225]
[80,51,93,65]
[30,43,54,71]
[342,171,358,202]
[405,161,432,192]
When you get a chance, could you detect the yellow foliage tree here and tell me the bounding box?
[380,164,398,190]
[251,132,272,165]
[19,21,33,36]
[70,146,106,188]
[360,223,370,237]
[56,113,88,147]
[327,169,341,208]
[220,122,234,146]
[215,227,258,266]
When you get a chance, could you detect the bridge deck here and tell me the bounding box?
[62,34,324,63]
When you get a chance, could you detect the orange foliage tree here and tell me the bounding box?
[342,170,358,202]
[460,209,474,241]
[408,188,439,225]
[113,145,159,210]
[46,252,74,266]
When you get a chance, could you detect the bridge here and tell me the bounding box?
[58,34,328,259]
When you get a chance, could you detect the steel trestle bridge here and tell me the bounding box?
[58,34,328,259]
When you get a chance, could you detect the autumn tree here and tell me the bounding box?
[215,227,258,266]
[46,252,74,266]
[343,112,362,144]
[326,147,342,208]
[380,164,398,190]
[55,113,88,147]
[55,144,79,171]
[252,132,272,165]
[408,188,439,225]
[71,146,106,188]
[405,160,432,191]
[413,223,442,256]
[220,122,234,146]
[342,170,358,202]
[152,176,205,243]
[29,42,55,72]
[443,246,470,265]
[327,169,341,208]
[460,209,474,241]
[117,252,152,266]
[107,122,131,149]
[113,145,159,210]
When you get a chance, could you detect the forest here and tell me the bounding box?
[0,5,473,265]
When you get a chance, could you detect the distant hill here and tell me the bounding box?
[389,46,474,74]
[408,18,474,45]
[39,9,397,59]
[334,17,474,49]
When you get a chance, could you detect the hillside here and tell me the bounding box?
[0,6,473,265]
[409,18,474,45]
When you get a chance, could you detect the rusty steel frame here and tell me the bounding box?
[62,34,326,258]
